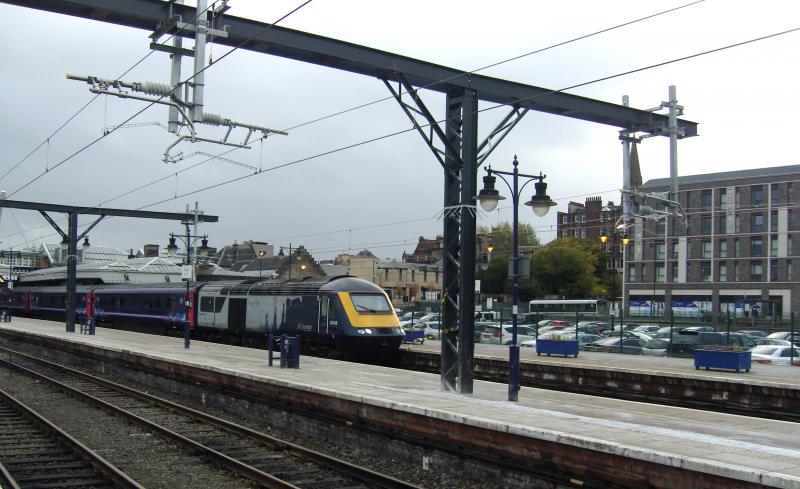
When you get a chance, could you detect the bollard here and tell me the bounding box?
[287,336,300,368]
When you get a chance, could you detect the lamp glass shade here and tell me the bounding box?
[197,238,210,257]
[531,201,551,217]
[478,196,500,212]
[166,237,178,257]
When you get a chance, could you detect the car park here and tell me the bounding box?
[667,331,757,357]
[749,345,800,365]
[653,326,684,338]
[601,324,638,337]
[398,311,427,324]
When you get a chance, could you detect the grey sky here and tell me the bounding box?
[0,0,798,260]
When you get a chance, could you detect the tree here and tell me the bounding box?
[477,221,541,295]
[529,238,602,299]
[478,221,540,253]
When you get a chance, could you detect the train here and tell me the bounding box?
[0,276,405,360]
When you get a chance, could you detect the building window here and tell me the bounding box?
[789,260,794,281]
[628,265,637,282]
[751,213,765,232]
[771,235,778,256]
[735,238,741,257]
[771,210,779,232]
[655,263,665,283]
[581,214,586,223]
[735,214,741,233]
[581,229,586,238]
[702,240,712,258]
[771,183,780,205]
[671,242,679,259]
[719,217,727,234]
[671,263,678,282]
[701,189,712,208]
[789,182,796,203]
[770,259,778,282]
[735,187,741,208]
[750,261,763,281]
[719,240,728,258]
[655,219,665,236]
[751,185,765,207]
[411,269,415,281]
[789,235,794,256]
[789,209,794,231]
[562,215,567,224]
[719,188,727,206]
[751,237,763,257]
[701,261,711,282]
[654,243,665,260]
[701,215,712,235]
[734,262,741,281]
[719,262,728,282]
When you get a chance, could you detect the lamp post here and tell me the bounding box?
[599,229,630,316]
[476,155,555,402]
[166,226,210,349]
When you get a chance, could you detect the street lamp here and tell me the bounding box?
[166,228,210,349]
[476,155,555,402]
[258,250,266,278]
[599,229,630,315]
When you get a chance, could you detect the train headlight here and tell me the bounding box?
[364,328,373,335]
[356,329,366,335]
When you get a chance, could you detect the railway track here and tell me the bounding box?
[0,385,143,489]
[0,346,419,489]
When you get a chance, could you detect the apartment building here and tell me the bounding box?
[625,165,799,320]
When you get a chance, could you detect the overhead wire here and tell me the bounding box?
[3,0,702,199]
[125,26,800,220]
[0,0,224,185]
[4,5,797,257]
[6,0,314,199]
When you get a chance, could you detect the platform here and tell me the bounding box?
[1,318,799,488]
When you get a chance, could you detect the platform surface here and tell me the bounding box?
[408,339,800,388]
[2,318,800,488]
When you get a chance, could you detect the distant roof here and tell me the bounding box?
[643,164,800,189]
[81,246,130,263]
[354,249,377,259]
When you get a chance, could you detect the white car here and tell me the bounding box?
[749,345,800,365]
[479,325,537,345]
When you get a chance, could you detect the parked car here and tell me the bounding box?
[398,311,428,324]
[632,324,661,335]
[520,333,603,350]
[749,345,800,365]
[667,331,757,357]
[765,332,800,344]
[680,325,716,333]
[480,325,537,345]
[738,329,767,338]
[653,326,684,338]
[584,337,645,354]
[641,338,670,357]
[755,338,793,346]
[422,322,442,340]
[601,324,638,337]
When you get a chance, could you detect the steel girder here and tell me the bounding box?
[1,0,698,136]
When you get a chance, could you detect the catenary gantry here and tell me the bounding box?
[1,0,698,394]
[0,199,218,332]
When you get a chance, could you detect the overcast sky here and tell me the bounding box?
[0,0,798,261]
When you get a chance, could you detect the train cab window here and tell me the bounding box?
[214,297,226,313]
[200,297,215,313]
[350,294,392,313]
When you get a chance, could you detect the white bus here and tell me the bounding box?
[528,299,608,318]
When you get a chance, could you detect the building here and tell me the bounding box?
[557,196,623,241]
[625,164,799,320]
[403,236,443,264]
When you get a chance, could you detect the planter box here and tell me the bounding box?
[536,339,579,358]
[694,349,751,373]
